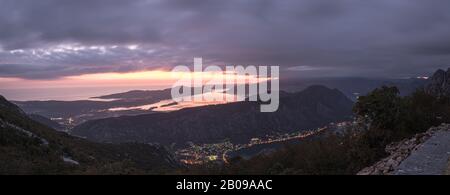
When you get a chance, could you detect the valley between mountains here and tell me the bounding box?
[1,68,449,174]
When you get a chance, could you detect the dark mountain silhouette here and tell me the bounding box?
[72,85,354,147]
[13,78,425,129]
[281,77,428,101]
[0,95,177,174]
[93,88,173,100]
[425,68,450,98]
[13,95,165,124]
[13,87,196,126]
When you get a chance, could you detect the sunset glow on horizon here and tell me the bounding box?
[0,68,273,101]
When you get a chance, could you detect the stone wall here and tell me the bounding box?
[357,124,450,175]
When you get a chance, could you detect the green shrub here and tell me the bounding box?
[191,86,450,175]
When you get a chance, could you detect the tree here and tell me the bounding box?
[353,86,403,130]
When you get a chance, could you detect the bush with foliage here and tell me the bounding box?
[184,86,450,175]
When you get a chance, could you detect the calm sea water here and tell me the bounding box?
[0,85,170,101]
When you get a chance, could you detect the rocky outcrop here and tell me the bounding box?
[425,68,450,98]
[357,124,450,175]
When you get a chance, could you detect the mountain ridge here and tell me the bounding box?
[0,95,178,174]
[72,85,354,147]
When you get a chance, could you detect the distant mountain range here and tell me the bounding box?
[12,77,428,130]
[12,89,175,126]
[93,88,173,100]
[1,71,445,174]
[72,85,354,147]
[0,95,177,174]
[281,77,428,101]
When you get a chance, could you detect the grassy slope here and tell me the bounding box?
[0,96,177,175]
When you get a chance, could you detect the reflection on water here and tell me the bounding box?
[108,99,174,111]
[108,91,241,112]
[0,85,169,101]
[88,98,120,102]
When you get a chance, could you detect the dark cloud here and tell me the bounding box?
[0,0,163,49]
[0,0,450,79]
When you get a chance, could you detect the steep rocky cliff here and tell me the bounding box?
[425,68,450,98]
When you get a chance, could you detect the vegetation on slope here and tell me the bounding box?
[182,86,450,175]
[0,95,177,175]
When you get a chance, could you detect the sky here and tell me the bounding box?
[1,0,450,100]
